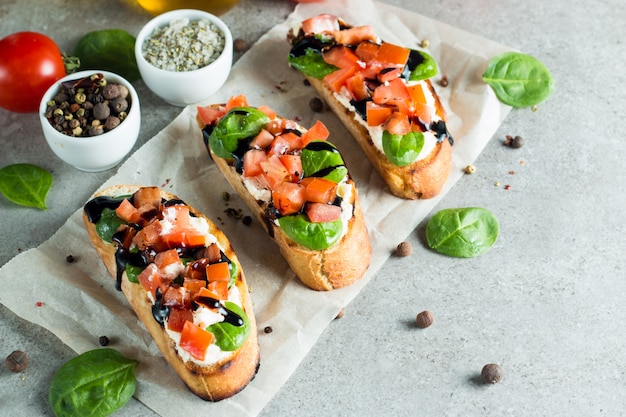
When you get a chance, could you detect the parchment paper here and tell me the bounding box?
[0,0,513,415]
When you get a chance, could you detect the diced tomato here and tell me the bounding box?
[196,105,225,127]
[279,154,303,183]
[260,155,291,190]
[132,187,161,212]
[301,177,338,204]
[372,78,412,114]
[245,174,271,194]
[164,228,208,249]
[365,101,393,126]
[407,83,428,105]
[306,203,342,223]
[301,120,330,145]
[166,308,193,332]
[322,45,360,70]
[137,263,167,298]
[257,105,276,120]
[183,278,206,297]
[206,261,230,283]
[204,243,222,264]
[301,14,339,36]
[324,65,357,93]
[133,220,165,251]
[345,72,370,101]
[225,94,248,111]
[162,205,191,229]
[243,149,268,178]
[355,41,380,62]
[180,321,214,361]
[115,198,140,223]
[385,112,412,135]
[373,42,410,68]
[269,132,302,156]
[154,248,181,270]
[413,103,435,125]
[162,286,186,308]
[207,280,229,300]
[333,25,376,45]
[273,182,306,215]
[265,119,284,136]
[250,129,275,150]
[196,286,221,303]
[377,67,403,83]
[114,225,137,250]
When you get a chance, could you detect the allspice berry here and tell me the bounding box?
[481,363,504,384]
[415,310,434,328]
[396,241,412,256]
[6,350,29,372]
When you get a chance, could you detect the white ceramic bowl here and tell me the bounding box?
[135,9,233,106]
[39,70,141,172]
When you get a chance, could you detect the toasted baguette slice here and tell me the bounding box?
[83,185,259,401]
[288,14,454,200]
[197,97,371,291]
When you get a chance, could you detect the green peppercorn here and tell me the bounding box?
[74,92,86,104]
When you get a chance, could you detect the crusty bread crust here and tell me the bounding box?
[210,151,371,291]
[305,77,453,200]
[82,184,260,401]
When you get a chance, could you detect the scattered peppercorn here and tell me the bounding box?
[464,164,476,174]
[5,350,29,372]
[309,97,324,113]
[481,363,504,384]
[66,254,75,263]
[415,310,434,328]
[222,191,231,201]
[504,184,511,190]
[420,39,430,48]
[439,75,449,87]
[396,241,412,257]
[233,38,248,52]
[242,215,252,226]
[98,335,110,346]
[335,308,345,319]
[504,135,524,148]
[264,326,273,334]
[303,79,311,87]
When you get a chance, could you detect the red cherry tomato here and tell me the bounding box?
[0,32,66,113]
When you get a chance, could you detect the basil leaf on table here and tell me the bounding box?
[426,207,499,258]
[73,29,140,81]
[0,163,52,209]
[49,348,138,417]
[482,51,555,108]
[207,302,251,351]
[382,130,425,167]
[209,107,270,159]
[278,214,342,250]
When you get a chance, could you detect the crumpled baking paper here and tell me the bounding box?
[0,0,513,415]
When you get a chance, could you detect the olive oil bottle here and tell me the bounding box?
[136,0,239,16]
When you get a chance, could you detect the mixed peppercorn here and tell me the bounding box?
[44,73,130,137]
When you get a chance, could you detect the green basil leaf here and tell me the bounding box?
[278,213,342,250]
[228,261,238,288]
[49,348,138,417]
[96,208,126,242]
[408,50,438,81]
[426,207,499,258]
[0,163,52,209]
[207,302,250,351]
[288,47,338,79]
[301,141,348,183]
[482,51,555,108]
[209,107,270,159]
[382,130,424,167]
[72,29,141,81]
[125,263,142,284]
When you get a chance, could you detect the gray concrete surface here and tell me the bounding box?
[1,0,625,416]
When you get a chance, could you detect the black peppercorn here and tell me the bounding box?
[309,97,324,113]
[93,102,110,120]
[98,335,110,346]
[5,350,29,372]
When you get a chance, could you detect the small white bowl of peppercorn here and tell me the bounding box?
[135,9,233,106]
[39,70,141,172]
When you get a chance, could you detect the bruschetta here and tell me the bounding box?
[197,95,371,291]
[288,14,454,200]
[82,185,259,401]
